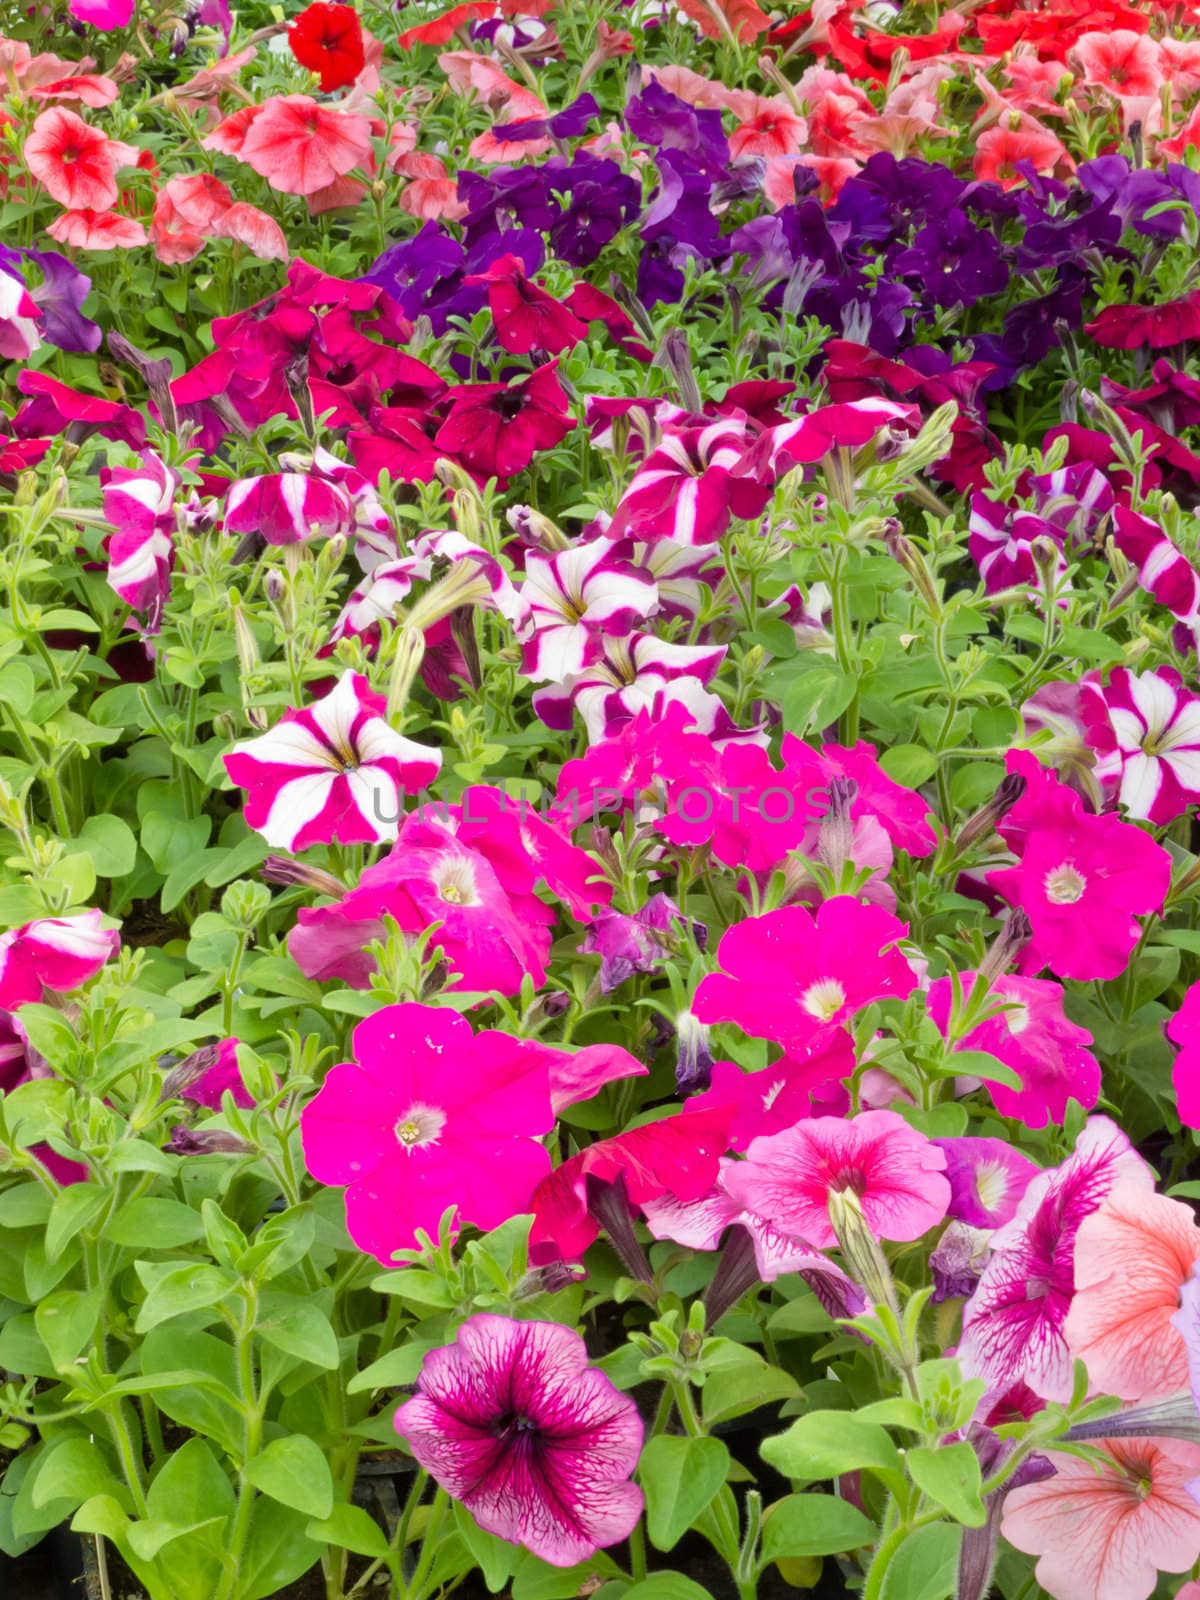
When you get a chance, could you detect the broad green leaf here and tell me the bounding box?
[134,1263,238,1332]
[75,815,138,878]
[107,1198,205,1250]
[255,1295,339,1371]
[307,1502,391,1561]
[639,1436,729,1552]
[454,1500,518,1591]
[759,1494,876,1566]
[907,1443,986,1526]
[30,1437,121,1514]
[244,1436,334,1520]
[623,1576,716,1600]
[760,1411,901,1481]
[701,1347,800,1426]
[35,1288,102,1369]
[879,1521,963,1600]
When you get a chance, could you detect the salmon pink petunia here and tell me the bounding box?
[300,1005,554,1262]
[720,1109,951,1250]
[1071,29,1163,98]
[46,209,147,250]
[1065,1183,1200,1401]
[237,96,372,196]
[24,107,138,211]
[1001,1438,1200,1600]
[394,1316,643,1567]
[973,124,1071,188]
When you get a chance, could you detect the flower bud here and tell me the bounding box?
[166,1127,255,1156]
[826,1186,897,1315]
[978,909,1033,984]
[953,773,1026,853]
[675,1011,714,1095]
[262,855,346,898]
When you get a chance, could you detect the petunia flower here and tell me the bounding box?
[224,670,441,852]
[161,1039,253,1110]
[394,1315,643,1567]
[926,972,1100,1128]
[0,911,118,1010]
[0,269,40,362]
[235,97,373,196]
[1065,1183,1200,1402]
[1112,505,1200,652]
[224,473,355,547]
[301,1005,555,1262]
[1089,667,1200,825]
[988,762,1172,983]
[687,1029,858,1145]
[576,893,693,993]
[1086,291,1200,350]
[516,539,658,682]
[23,107,138,211]
[434,360,575,482]
[959,1116,1152,1400]
[1001,1438,1200,1600]
[45,209,147,250]
[693,898,918,1054]
[605,418,763,546]
[1167,981,1200,1128]
[103,451,180,633]
[289,1,365,91]
[721,1109,951,1250]
[935,1137,1040,1230]
[465,253,587,356]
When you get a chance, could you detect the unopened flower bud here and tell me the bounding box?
[262,855,346,898]
[507,504,570,551]
[1030,534,1063,594]
[978,909,1033,983]
[954,773,1026,853]
[166,1127,255,1156]
[827,1186,897,1315]
[653,328,702,417]
[675,1011,714,1095]
[584,1172,654,1284]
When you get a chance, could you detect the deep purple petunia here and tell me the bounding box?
[394,1315,644,1567]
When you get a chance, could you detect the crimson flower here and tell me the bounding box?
[434,361,575,481]
[465,254,587,356]
[1086,292,1200,351]
[289,2,365,92]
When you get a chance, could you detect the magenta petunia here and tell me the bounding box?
[687,1029,857,1148]
[720,1109,951,1250]
[958,1116,1152,1401]
[934,1136,1039,1230]
[693,898,917,1053]
[300,1004,555,1262]
[926,972,1100,1128]
[224,671,441,853]
[0,911,118,1010]
[1167,981,1200,1129]
[394,1315,643,1567]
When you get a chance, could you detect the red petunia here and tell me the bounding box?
[289,1,365,92]
[396,1,495,49]
[465,254,586,356]
[1086,293,1200,351]
[434,361,576,482]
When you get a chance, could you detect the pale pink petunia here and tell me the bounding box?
[394,1315,643,1567]
[301,1005,554,1262]
[720,1109,951,1250]
[214,202,289,261]
[1065,1183,1200,1402]
[224,670,441,852]
[1001,1438,1200,1600]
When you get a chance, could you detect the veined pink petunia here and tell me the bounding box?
[394,1315,643,1567]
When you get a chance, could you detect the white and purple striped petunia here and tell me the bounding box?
[1092,666,1200,825]
[517,538,658,682]
[0,910,119,1010]
[605,418,757,545]
[224,670,441,852]
[103,451,180,633]
[224,471,355,547]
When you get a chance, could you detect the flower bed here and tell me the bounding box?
[4,1,1200,1597]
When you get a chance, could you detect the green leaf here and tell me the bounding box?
[244,1436,334,1520]
[75,814,138,878]
[106,1198,205,1250]
[639,1436,729,1552]
[511,1550,623,1600]
[906,1443,986,1527]
[879,745,938,787]
[30,1437,121,1514]
[35,1288,102,1369]
[256,1294,339,1371]
[781,661,857,737]
[134,1263,238,1332]
[307,1502,391,1561]
[700,1347,800,1426]
[941,1049,1023,1093]
[623,1577,716,1600]
[241,1500,323,1600]
[454,1501,517,1591]
[760,1411,901,1481]
[346,1340,440,1394]
[140,1326,244,1457]
[879,1522,963,1600]
[45,1184,109,1261]
[759,1494,877,1564]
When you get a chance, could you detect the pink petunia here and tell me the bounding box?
[926,972,1100,1128]
[935,1136,1039,1230]
[693,898,918,1054]
[235,97,373,197]
[24,107,138,211]
[721,1109,951,1250]
[687,1030,857,1147]
[1167,981,1200,1128]
[0,911,118,1009]
[1002,1438,1200,1600]
[394,1315,643,1567]
[103,451,179,633]
[224,671,441,852]
[1064,1183,1200,1402]
[300,1004,555,1262]
[517,539,659,683]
